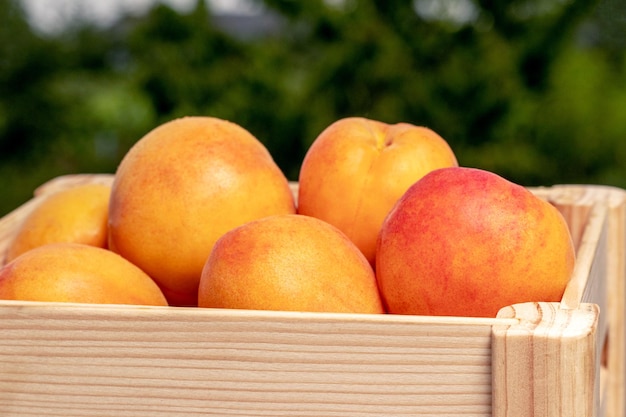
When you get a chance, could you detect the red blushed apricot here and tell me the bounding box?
[376,167,575,318]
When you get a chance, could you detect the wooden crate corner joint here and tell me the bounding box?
[492,301,600,417]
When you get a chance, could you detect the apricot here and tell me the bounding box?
[108,116,296,306]
[198,214,384,314]
[0,243,168,306]
[298,117,457,266]
[376,167,576,318]
[6,183,111,263]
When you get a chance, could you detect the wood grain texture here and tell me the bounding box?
[540,185,626,417]
[0,302,510,416]
[492,302,600,417]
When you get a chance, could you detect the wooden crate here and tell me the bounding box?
[0,174,624,417]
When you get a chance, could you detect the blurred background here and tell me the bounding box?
[1,0,625,216]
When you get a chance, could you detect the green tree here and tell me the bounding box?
[0,0,60,159]
[257,0,602,186]
[0,0,155,216]
[2,0,626,218]
[0,0,73,216]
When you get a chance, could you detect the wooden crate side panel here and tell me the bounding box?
[545,185,626,417]
[602,191,626,417]
[0,303,509,417]
[558,202,608,378]
[560,203,607,310]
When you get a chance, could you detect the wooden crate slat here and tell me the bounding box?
[0,302,504,416]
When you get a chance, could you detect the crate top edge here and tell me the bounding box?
[0,298,519,326]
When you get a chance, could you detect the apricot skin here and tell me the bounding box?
[108,116,296,306]
[376,167,576,318]
[0,243,168,306]
[298,117,457,266]
[6,183,111,263]
[198,214,384,314]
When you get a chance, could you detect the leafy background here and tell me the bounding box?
[2,0,625,216]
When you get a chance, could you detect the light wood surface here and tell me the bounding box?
[0,301,511,417]
[492,302,600,417]
[0,176,623,417]
[537,185,626,417]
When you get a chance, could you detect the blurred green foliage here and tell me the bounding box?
[1,0,625,217]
